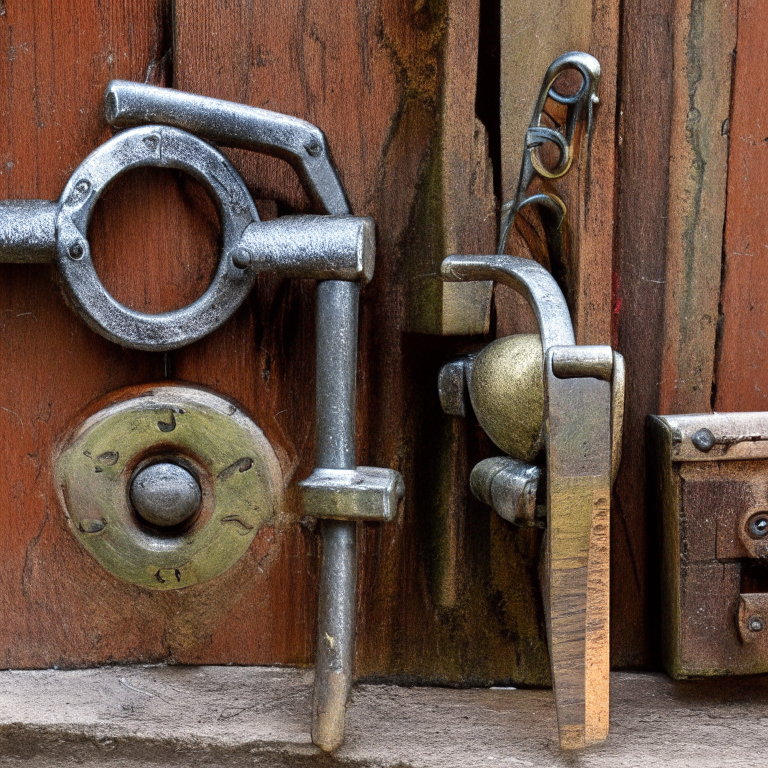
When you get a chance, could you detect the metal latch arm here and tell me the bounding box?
[105,80,349,216]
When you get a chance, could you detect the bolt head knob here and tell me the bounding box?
[468,334,544,462]
[748,513,768,540]
[130,462,201,528]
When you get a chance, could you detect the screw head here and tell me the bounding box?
[748,513,768,539]
[691,428,716,452]
[68,242,84,260]
[230,246,252,269]
[130,462,202,528]
[305,139,322,157]
[749,616,764,633]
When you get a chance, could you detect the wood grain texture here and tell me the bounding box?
[659,0,735,415]
[406,0,495,335]
[499,0,617,347]
[165,0,549,682]
[0,0,206,668]
[612,0,735,667]
[0,0,744,685]
[716,0,768,412]
[0,0,554,683]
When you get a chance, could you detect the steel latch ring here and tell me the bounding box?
[56,125,260,351]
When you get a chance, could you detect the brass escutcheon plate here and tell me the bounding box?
[54,385,282,590]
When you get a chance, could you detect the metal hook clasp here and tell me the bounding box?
[498,51,601,258]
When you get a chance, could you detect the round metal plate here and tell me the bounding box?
[56,125,259,351]
[54,386,283,590]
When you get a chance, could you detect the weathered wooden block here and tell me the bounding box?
[649,413,768,678]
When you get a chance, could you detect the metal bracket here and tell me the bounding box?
[0,82,402,752]
[439,253,622,750]
[299,467,404,522]
[650,412,768,678]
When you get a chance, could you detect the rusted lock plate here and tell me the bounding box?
[649,412,768,677]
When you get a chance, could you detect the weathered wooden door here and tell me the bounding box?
[0,0,765,702]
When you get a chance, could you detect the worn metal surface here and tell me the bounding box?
[441,252,615,749]
[104,82,396,744]
[436,358,473,418]
[300,468,404,523]
[55,125,258,351]
[130,462,202,528]
[0,75,400,747]
[653,412,768,463]
[610,352,625,485]
[0,200,57,263]
[543,346,612,748]
[102,81,399,750]
[551,345,613,380]
[54,385,283,591]
[441,255,575,351]
[240,215,375,282]
[470,457,544,528]
[104,80,349,216]
[312,279,359,751]
[738,594,768,646]
[467,334,544,462]
[0,128,374,352]
[649,412,768,678]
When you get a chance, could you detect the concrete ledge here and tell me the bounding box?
[0,666,765,765]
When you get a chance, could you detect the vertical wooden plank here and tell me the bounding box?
[660,0,735,414]
[0,0,226,667]
[613,0,675,670]
[407,0,495,335]
[613,0,736,666]
[170,0,402,668]
[716,0,768,413]
[499,0,618,347]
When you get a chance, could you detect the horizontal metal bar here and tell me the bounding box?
[104,81,349,216]
[0,201,57,263]
[240,215,374,282]
[470,456,544,528]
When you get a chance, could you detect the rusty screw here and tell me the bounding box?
[748,513,768,539]
[748,616,764,633]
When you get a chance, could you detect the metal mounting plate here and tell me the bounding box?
[54,385,282,590]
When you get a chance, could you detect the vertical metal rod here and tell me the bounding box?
[312,279,359,751]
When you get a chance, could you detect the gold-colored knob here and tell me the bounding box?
[468,334,544,462]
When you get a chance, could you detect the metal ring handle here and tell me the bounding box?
[56,125,259,351]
